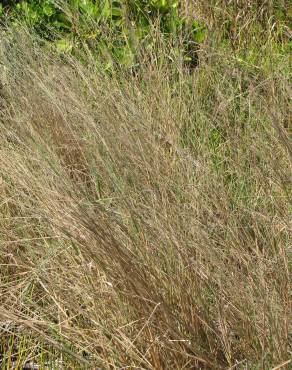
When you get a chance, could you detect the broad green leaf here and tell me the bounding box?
[192,20,206,43]
[111,6,123,17]
[43,4,55,17]
[100,0,111,20]
[151,0,167,10]
[55,38,73,52]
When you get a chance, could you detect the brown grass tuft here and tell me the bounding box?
[0,20,291,369]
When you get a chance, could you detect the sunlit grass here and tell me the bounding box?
[0,12,291,370]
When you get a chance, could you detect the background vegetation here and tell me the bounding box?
[0,1,291,369]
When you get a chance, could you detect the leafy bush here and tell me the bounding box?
[1,0,206,70]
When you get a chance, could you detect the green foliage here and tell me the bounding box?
[1,0,205,69]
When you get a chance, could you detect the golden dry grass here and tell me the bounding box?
[0,19,291,370]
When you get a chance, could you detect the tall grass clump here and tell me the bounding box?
[0,4,291,369]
